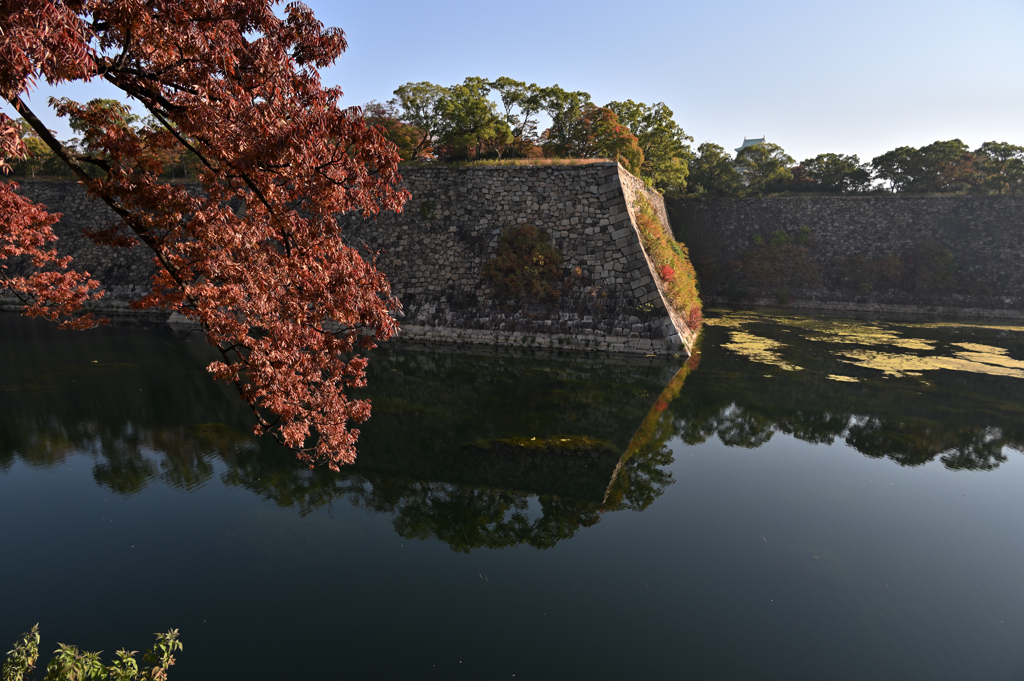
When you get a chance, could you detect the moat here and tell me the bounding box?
[2,309,1023,679]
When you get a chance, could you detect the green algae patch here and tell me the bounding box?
[796,321,936,351]
[902,322,1024,334]
[721,331,802,371]
[466,435,619,456]
[838,349,1024,379]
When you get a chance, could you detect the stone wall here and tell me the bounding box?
[340,163,693,353]
[8,166,695,354]
[8,181,157,302]
[668,195,1024,317]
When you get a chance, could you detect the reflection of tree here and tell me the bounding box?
[671,400,1024,471]
[0,325,689,553]
[940,433,1009,471]
[715,405,775,448]
[348,479,603,553]
[217,450,610,552]
[775,411,850,446]
[666,321,1024,471]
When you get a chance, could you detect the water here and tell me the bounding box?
[2,309,1024,680]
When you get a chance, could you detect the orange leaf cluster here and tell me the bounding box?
[1,0,410,468]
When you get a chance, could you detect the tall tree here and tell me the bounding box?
[6,118,56,177]
[1,0,410,469]
[872,140,980,193]
[583,105,644,175]
[489,77,544,158]
[435,77,512,160]
[687,142,745,196]
[605,100,693,193]
[362,99,423,161]
[392,81,447,161]
[734,142,794,194]
[975,141,1024,194]
[801,153,872,193]
[540,98,642,174]
[539,85,593,156]
[913,139,975,193]
[871,146,917,192]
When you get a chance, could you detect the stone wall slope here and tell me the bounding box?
[340,163,694,354]
[8,166,695,354]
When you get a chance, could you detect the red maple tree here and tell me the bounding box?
[0,0,410,469]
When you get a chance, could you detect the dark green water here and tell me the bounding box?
[2,309,1024,680]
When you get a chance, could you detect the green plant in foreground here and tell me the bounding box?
[2,626,181,681]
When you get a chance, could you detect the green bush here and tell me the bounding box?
[2,625,181,681]
[482,224,564,300]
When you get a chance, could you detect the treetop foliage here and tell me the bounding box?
[362,77,691,192]
[684,137,1024,197]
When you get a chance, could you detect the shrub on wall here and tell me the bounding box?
[910,240,957,292]
[730,227,821,296]
[833,252,904,293]
[482,224,564,300]
[632,195,702,331]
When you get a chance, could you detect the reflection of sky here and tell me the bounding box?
[3,0,1021,163]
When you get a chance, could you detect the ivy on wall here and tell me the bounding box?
[633,195,703,330]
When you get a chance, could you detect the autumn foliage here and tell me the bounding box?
[1,0,409,468]
[632,196,702,332]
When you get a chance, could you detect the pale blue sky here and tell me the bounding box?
[6,0,1023,163]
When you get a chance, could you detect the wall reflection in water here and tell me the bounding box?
[2,310,1023,552]
[0,314,687,551]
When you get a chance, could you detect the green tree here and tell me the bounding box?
[687,142,745,196]
[585,105,644,174]
[801,153,872,193]
[914,139,975,193]
[539,85,593,156]
[393,81,448,160]
[872,140,980,193]
[6,119,56,177]
[435,77,512,160]
[605,100,693,193]
[975,141,1024,194]
[489,77,545,158]
[871,146,917,192]
[64,98,141,154]
[539,88,643,173]
[735,141,793,194]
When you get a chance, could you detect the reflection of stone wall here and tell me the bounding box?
[10,167,695,353]
[356,346,682,502]
[668,195,1024,317]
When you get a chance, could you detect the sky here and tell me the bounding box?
[5,0,1023,163]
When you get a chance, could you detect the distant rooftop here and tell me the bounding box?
[735,137,765,152]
